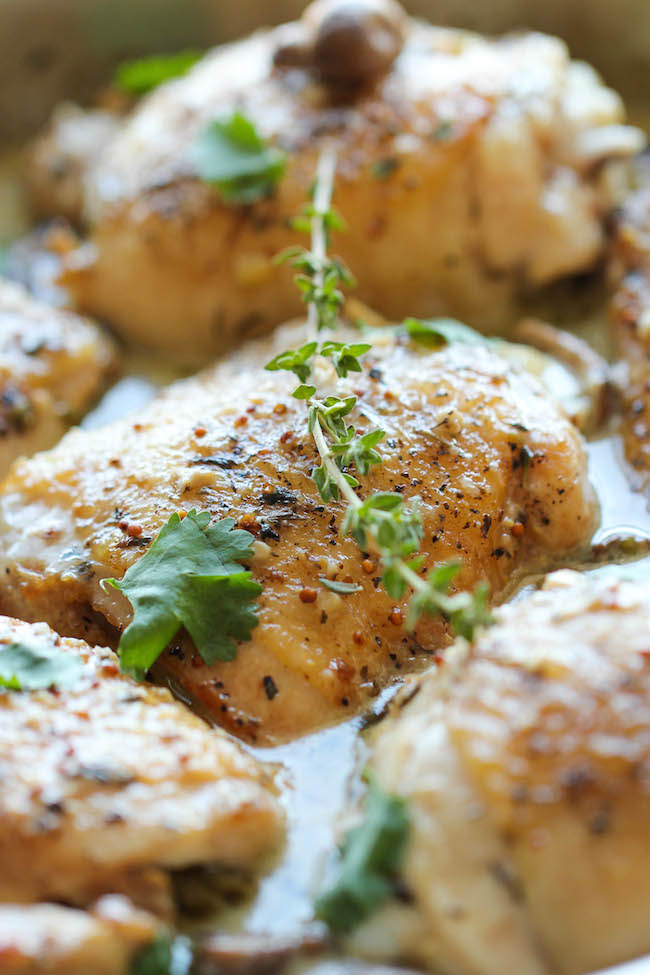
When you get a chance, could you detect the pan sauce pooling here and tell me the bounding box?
[2,0,650,973]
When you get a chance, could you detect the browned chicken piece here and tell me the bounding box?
[27,103,122,226]
[0,897,158,975]
[0,277,117,475]
[56,0,642,363]
[609,166,650,493]
[0,615,282,913]
[0,323,597,744]
[357,569,650,975]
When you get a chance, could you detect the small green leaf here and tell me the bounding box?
[129,934,193,975]
[102,510,261,678]
[292,383,316,400]
[320,578,362,594]
[315,775,410,935]
[195,111,286,205]
[403,317,489,349]
[320,340,372,378]
[265,342,318,383]
[115,51,203,95]
[0,638,85,692]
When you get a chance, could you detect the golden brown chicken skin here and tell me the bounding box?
[609,172,650,493]
[0,616,282,914]
[359,569,650,975]
[57,0,642,363]
[0,898,158,975]
[0,278,116,475]
[0,323,597,744]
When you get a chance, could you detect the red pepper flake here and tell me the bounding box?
[194,426,207,438]
[352,629,365,645]
[126,524,142,538]
[389,608,403,625]
[273,403,287,415]
[246,404,257,414]
[299,587,318,604]
[234,415,248,429]
[511,522,525,539]
[362,558,375,574]
[280,430,295,445]
[191,653,204,669]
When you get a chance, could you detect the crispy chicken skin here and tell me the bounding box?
[0,324,597,743]
[609,169,650,492]
[359,570,650,975]
[0,615,282,912]
[0,897,157,975]
[57,12,642,362]
[0,278,116,475]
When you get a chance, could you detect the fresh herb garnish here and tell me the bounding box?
[194,111,287,205]
[320,578,363,595]
[403,317,489,348]
[315,775,410,935]
[266,149,493,639]
[102,510,261,679]
[115,51,203,95]
[130,934,193,975]
[0,638,84,692]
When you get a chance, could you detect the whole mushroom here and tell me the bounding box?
[273,0,406,88]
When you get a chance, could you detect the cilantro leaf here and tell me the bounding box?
[315,775,410,935]
[102,510,261,678]
[194,111,287,205]
[403,317,489,348]
[0,638,85,692]
[115,51,203,95]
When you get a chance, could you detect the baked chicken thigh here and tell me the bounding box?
[0,898,158,975]
[357,569,650,975]
[0,277,116,474]
[0,323,597,743]
[0,615,282,915]
[609,165,650,494]
[55,0,642,362]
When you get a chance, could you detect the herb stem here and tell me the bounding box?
[307,147,338,334]
[311,415,361,509]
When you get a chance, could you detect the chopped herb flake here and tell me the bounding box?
[102,510,261,679]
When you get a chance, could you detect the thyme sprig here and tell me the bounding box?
[266,148,492,638]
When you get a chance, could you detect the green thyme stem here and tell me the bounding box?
[311,415,431,598]
[306,146,338,334]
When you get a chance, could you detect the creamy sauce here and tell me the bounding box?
[2,146,650,973]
